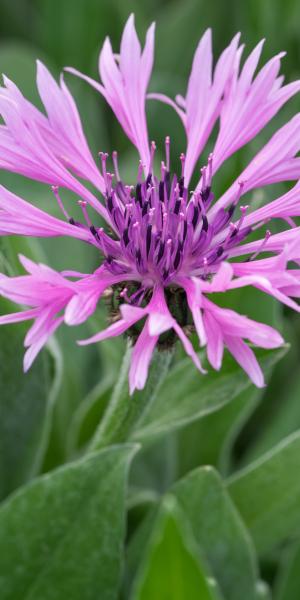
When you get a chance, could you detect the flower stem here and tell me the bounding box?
[89,342,174,450]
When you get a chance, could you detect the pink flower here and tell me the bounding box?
[0,14,299,392]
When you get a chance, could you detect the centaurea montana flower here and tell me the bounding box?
[0,14,300,393]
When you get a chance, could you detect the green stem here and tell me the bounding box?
[90,342,174,450]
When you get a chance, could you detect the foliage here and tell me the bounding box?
[0,0,300,597]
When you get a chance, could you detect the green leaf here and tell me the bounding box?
[66,378,112,454]
[236,319,300,467]
[0,297,62,500]
[172,466,259,600]
[132,347,287,442]
[176,386,262,478]
[90,344,174,450]
[274,541,300,600]
[0,444,137,600]
[130,496,223,600]
[227,431,300,555]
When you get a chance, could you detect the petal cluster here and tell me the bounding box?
[0,14,299,393]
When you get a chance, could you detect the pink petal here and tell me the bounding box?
[23,316,63,372]
[224,335,265,387]
[129,320,158,394]
[0,308,39,325]
[64,292,99,325]
[203,310,224,370]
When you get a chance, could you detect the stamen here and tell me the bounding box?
[120,287,131,303]
[178,212,185,242]
[237,205,249,231]
[149,141,156,175]
[146,224,152,256]
[250,230,271,261]
[51,186,70,221]
[120,286,146,305]
[149,207,156,225]
[160,161,167,181]
[129,286,146,305]
[165,136,170,172]
[132,221,140,250]
[97,227,110,257]
[112,151,121,182]
[201,166,207,191]
[234,180,245,206]
[180,153,186,178]
[162,211,168,241]
[207,153,213,187]
[124,203,133,228]
[135,183,143,206]
[164,238,173,272]
[99,152,109,189]
[224,222,237,246]
[106,172,114,196]
[90,225,100,240]
[99,140,272,289]
[78,200,91,227]
[137,161,144,184]
[252,219,270,231]
[173,245,182,271]
[125,185,134,199]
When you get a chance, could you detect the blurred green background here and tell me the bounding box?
[1,1,300,598]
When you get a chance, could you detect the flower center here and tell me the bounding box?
[52,137,273,303]
[97,140,252,286]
